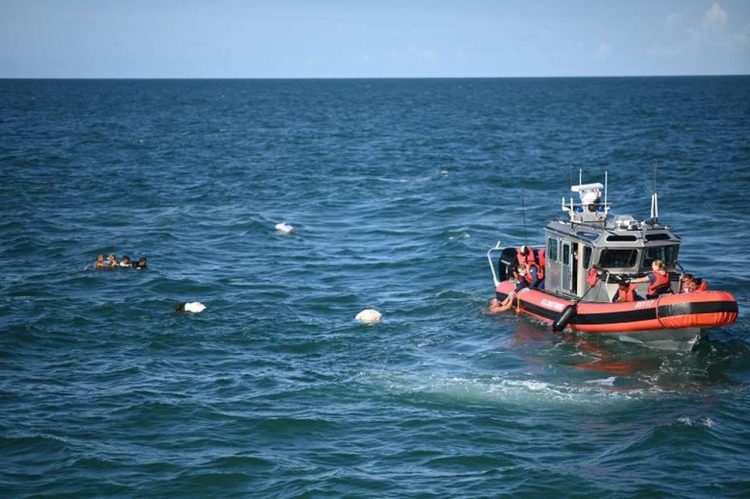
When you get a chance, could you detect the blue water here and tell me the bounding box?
[1,77,750,497]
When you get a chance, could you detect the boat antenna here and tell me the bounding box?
[521,192,528,245]
[604,170,608,208]
[650,160,659,223]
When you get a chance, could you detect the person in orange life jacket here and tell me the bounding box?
[515,262,545,291]
[612,280,642,303]
[630,259,671,299]
[517,245,536,266]
[516,245,546,288]
[694,278,709,292]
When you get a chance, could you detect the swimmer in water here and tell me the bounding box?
[119,255,133,268]
[94,254,106,269]
[134,257,147,269]
[106,253,118,268]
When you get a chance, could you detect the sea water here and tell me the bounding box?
[1,77,749,497]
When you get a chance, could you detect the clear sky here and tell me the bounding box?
[1,0,748,78]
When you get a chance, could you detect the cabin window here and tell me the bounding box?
[547,238,559,262]
[642,245,679,269]
[606,235,637,242]
[583,246,592,269]
[645,233,671,241]
[598,249,638,269]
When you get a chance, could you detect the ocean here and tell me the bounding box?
[1,77,749,497]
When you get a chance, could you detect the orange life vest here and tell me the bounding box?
[522,262,544,284]
[615,283,638,302]
[647,270,671,296]
[586,268,599,287]
[517,246,536,266]
[535,248,546,269]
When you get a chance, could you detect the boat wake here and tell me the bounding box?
[358,370,648,411]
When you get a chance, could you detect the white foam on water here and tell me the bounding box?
[40,433,68,442]
[448,232,470,241]
[676,416,715,428]
[584,376,618,386]
[362,371,645,410]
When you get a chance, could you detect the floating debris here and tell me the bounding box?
[275,222,295,234]
[176,302,207,313]
[355,309,382,324]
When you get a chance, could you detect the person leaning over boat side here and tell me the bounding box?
[630,259,671,299]
[515,245,545,289]
[520,261,545,290]
[612,280,642,303]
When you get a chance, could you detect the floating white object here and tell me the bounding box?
[275,222,295,234]
[183,302,206,313]
[355,309,382,324]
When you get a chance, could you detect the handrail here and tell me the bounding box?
[487,241,502,287]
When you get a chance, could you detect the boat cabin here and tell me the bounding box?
[491,180,683,304]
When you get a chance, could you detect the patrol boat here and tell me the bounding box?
[487,174,738,349]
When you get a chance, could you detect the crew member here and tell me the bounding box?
[612,280,642,302]
[516,246,536,266]
[631,259,671,299]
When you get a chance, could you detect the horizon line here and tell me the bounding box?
[1,73,749,80]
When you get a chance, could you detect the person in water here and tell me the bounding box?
[488,268,523,313]
[630,259,671,299]
[611,280,642,302]
[94,254,107,269]
[119,255,132,268]
[134,257,147,269]
[106,253,118,268]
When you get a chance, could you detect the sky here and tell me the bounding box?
[0,0,748,78]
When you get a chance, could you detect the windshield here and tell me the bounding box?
[598,249,638,269]
[642,245,679,270]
